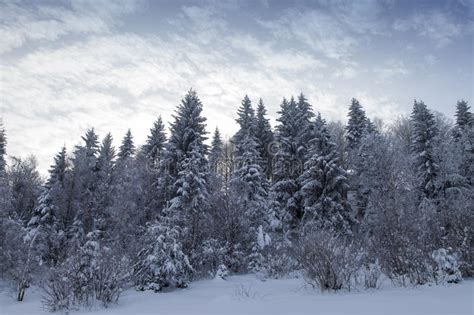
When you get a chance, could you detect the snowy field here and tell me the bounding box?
[1,275,472,315]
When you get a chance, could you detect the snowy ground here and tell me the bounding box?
[1,275,472,315]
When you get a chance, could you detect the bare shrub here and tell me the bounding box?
[233,283,264,300]
[43,241,129,311]
[297,230,359,291]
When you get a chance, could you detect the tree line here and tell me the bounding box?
[0,91,472,310]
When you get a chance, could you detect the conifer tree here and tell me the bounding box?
[233,95,257,158]
[295,93,315,162]
[161,90,210,265]
[255,99,274,179]
[47,147,67,188]
[209,128,224,175]
[410,100,439,201]
[139,118,167,223]
[142,116,166,169]
[230,129,268,272]
[0,119,9,215]
[345,98,367,149]
[0,119,6,174]
[95,134,115,234]
[70,128,100,242]
[298,113,353,234]
[269,97,301,234]
[452,100,474,186]
[453,100,472,139]
[118,129,135,161]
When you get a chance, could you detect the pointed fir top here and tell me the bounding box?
[0,118,6,173]
[99,133,115,162]
[209,127,224,168]
[346,98,368,148]
[46,146,67,188]
[168,89,208,157]
[455,100,472,129]
[212,127,223,147]
[256,98,267,116]
[81,128,99,157]
[236,95,256,135]
[118,129,135,160]
[143,116,166,162]
[297,92,315,119]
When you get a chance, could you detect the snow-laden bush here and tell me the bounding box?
[214,264,229,280]
[261,240,300,279]
[192,238,230,278]
[133,223,193,292]
[360,260,383,289]
[43,234,128,311]
[297,230,359,291]
[247,225,271,274]
[431,248,462,284]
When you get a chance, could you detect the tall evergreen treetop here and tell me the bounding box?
[296,93,315,161]
[97,133,115,178]
[46,146,67,188]
[0,119,7,174]
[209,127,224,174]
[255,98,274,148]
[346,98,368,149]
[410,100,439,200]
[167,90,208,165]
[143,116,166,166]
[299,113,353,234]
[233,95,257,157]
[453,100,472,139]
[81,128,99,158]
[118,129,135,161]
[269,97,302,233]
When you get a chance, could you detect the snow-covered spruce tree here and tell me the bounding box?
[255,99,274,179]
[453,100,472,140]
[298,113,353,234]
[233,95,257,157]
[351,120,379,222]
[295,93,315,162]
[410,100,440,202]
[230,133,269,273]
[269,97,303,236]
[111,130,143,254]
[26,151,69,267]
[345,98,367,150]
[117,129,135,162]
[0,118,10,212]
[155,91,208,214]
[95,133,115,238]
[452,100,474,186]
[157,90,210,274]
[139,117,167,223]
[69,128,100,249]
[209,127,224,176]
[142,116,167,170]
[0,119,6,174]
[133,222,193,291]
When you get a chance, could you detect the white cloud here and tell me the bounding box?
[377,60,410,81]
[0,0,140,54]
[393,11,466,47]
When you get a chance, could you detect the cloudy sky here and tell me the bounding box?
[1,0,473,173]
